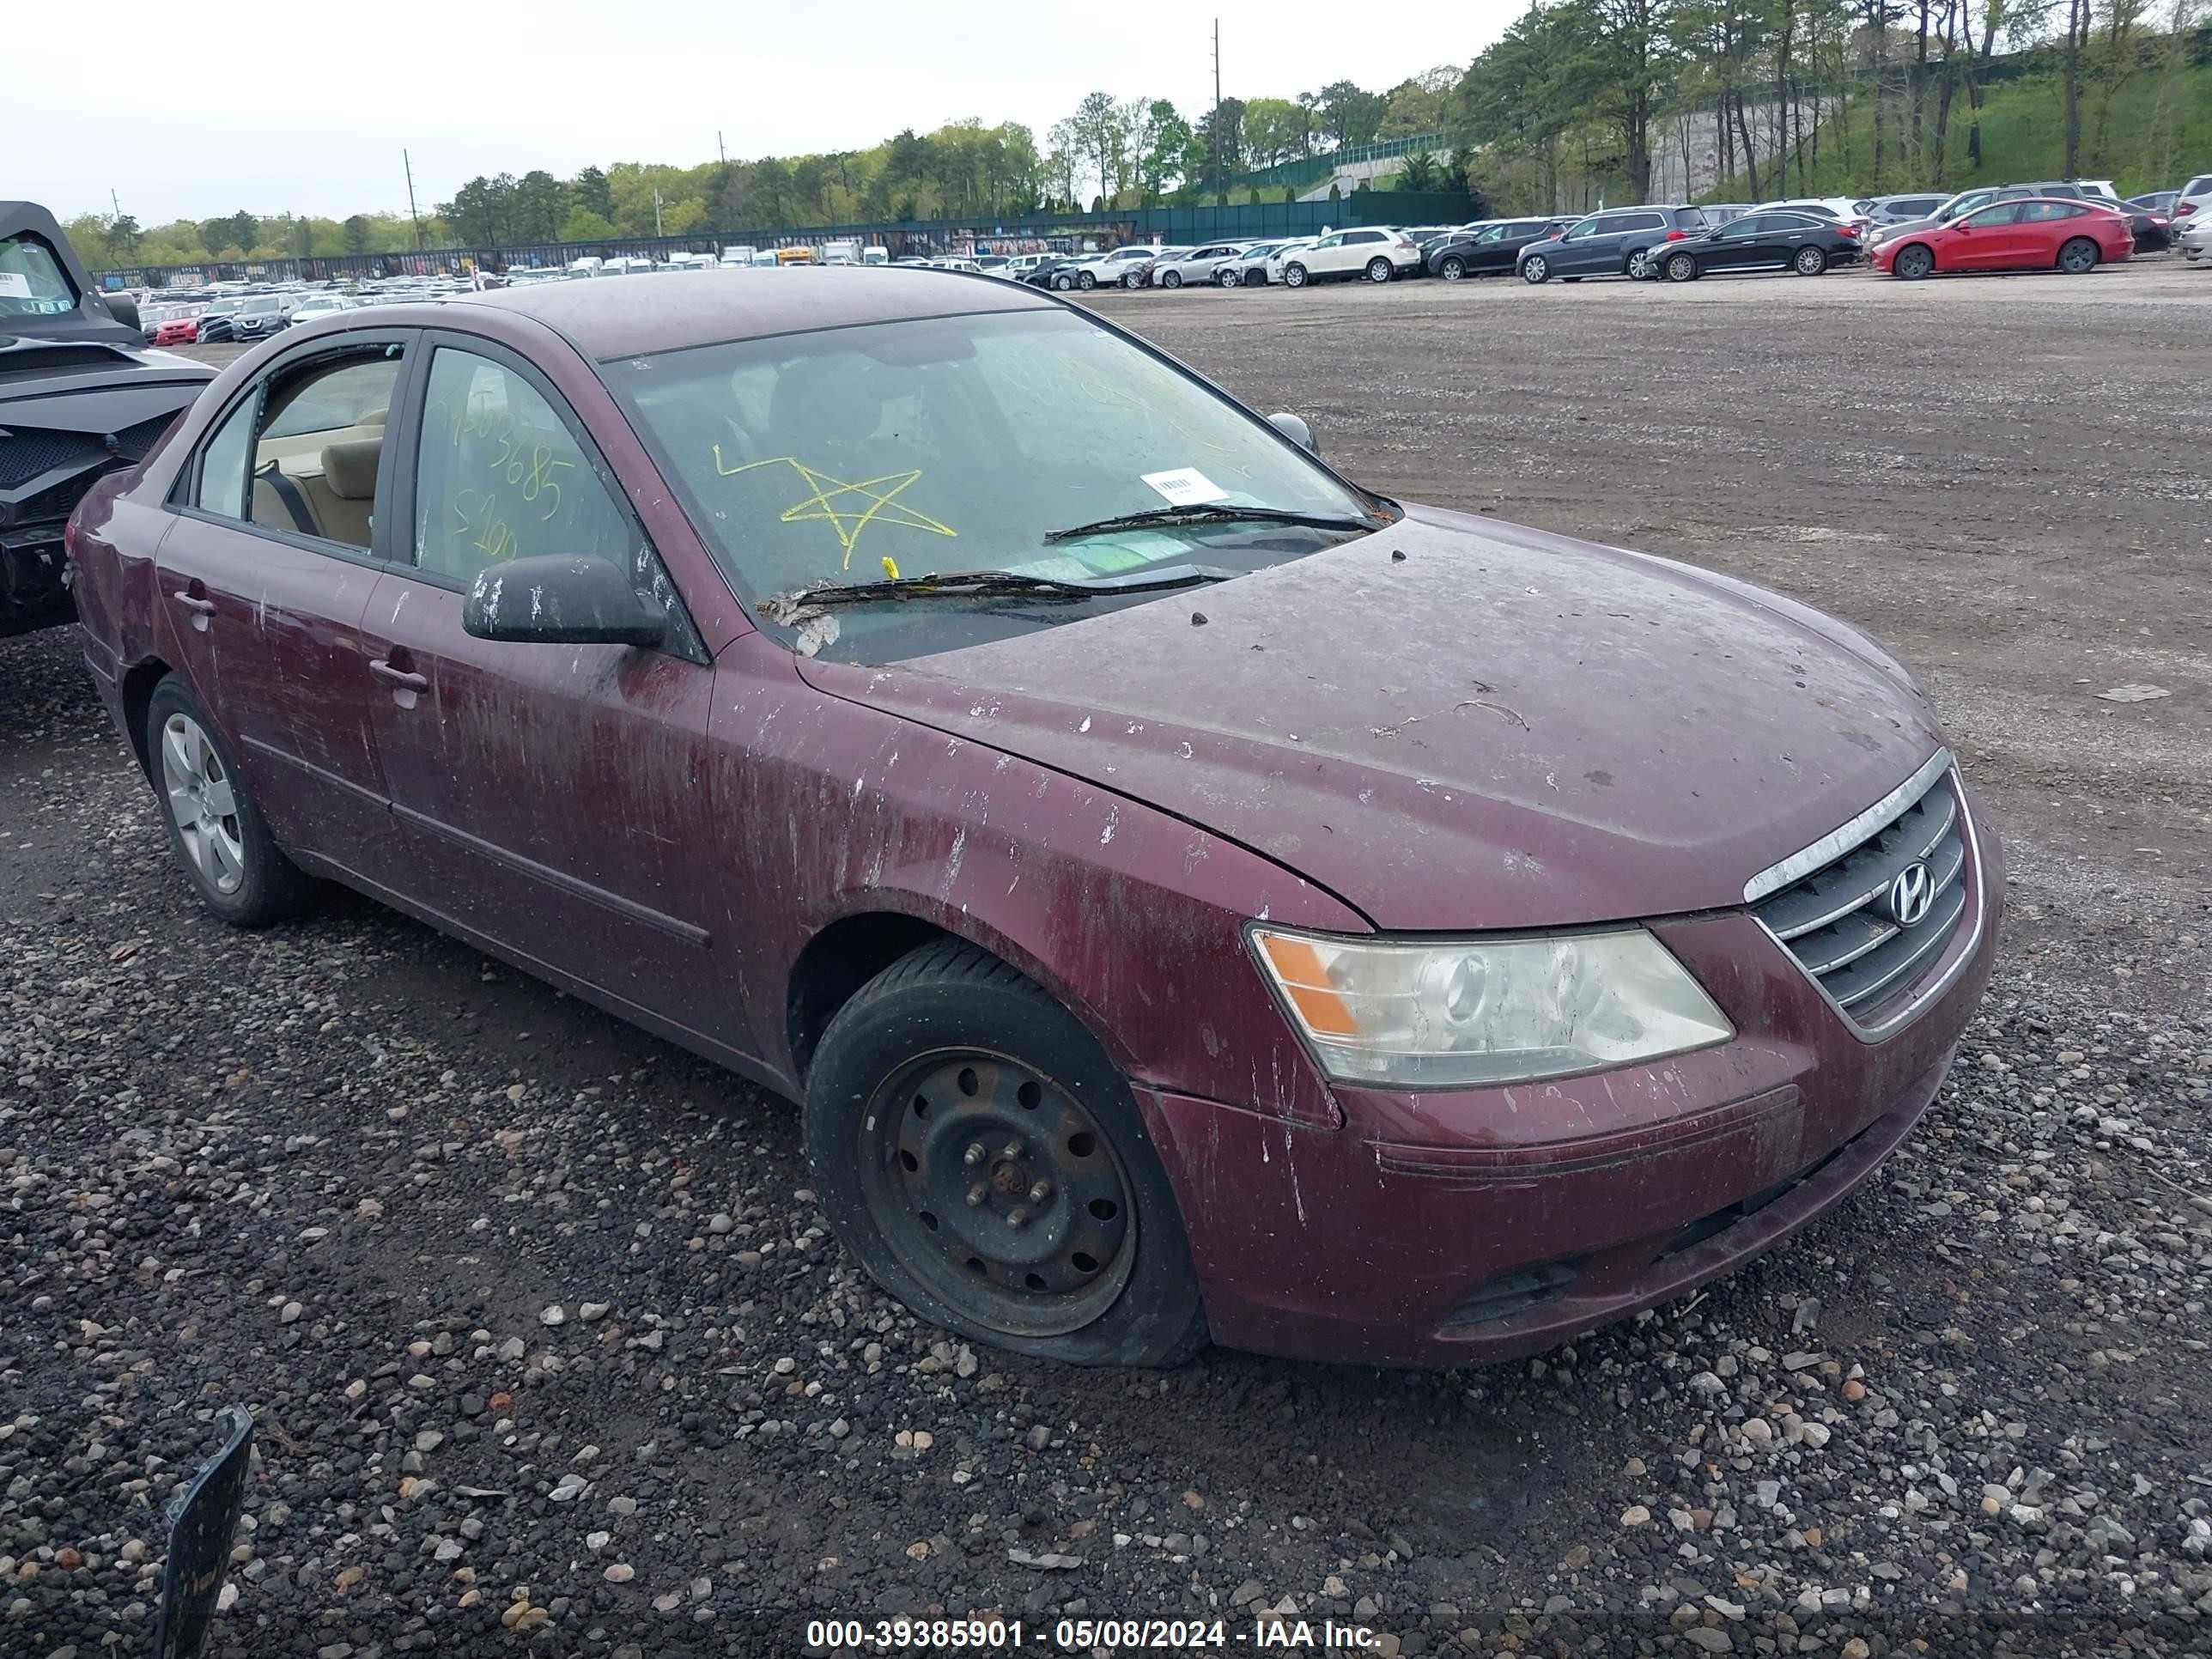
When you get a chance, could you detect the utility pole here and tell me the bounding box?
[110,188,122,219]
[653,188,665,238]
[404,149,425,249]
[1212,18,1223,203]
[717,131,729,234]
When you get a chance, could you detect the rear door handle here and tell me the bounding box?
[369,659,428,690]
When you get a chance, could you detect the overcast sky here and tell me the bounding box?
[10,0,1518,224]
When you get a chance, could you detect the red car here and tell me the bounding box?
[152,313,203,347]
[64,273,2001,1369]
[1873,196,2134,279]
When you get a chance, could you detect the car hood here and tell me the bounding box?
[795,506,1944,933]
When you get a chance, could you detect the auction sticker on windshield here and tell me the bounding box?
[1140,467,1228,507]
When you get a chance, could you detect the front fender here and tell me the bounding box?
[708,636,1360,1127]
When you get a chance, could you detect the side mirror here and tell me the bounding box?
[102,292,141,332]
[464,555,667,647]
[1267,411,1320,456]
[1952,222,1972,234]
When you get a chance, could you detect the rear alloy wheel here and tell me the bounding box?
[2057,236,2100,275]
[1522,254,1550,284]
[805,940,1207,1367]
[1439,256,1465,282]
[1162,270,1182,289]
[145,676,318,927]
[1284,263,1308,289]
[1364,256,1394,283]
[1664,250,1700,283]
[1793,245,1829,276]
[1893,243,1936,281]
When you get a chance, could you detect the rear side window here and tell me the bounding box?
[2188,176,2212,194]
[1675,209,1707,228]
[1617,213,1666,232]
[1346,231,1384,245]
[195,398,257,520]
[2024,202,2087,221]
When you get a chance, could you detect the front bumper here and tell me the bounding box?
[1140,799,2003,1368]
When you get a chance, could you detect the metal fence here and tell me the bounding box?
[1229,132,1457,194]
[96,191,1475,288]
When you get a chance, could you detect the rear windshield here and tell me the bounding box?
[0,233,79,318]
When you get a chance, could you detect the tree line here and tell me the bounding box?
[64,6,2208,272]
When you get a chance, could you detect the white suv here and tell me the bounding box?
[1279,228,1422,288]
[2174,173,2212,229]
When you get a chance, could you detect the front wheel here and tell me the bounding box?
[1217,267,1239,287]
[1892,243,1936,281]
[1052,273,1074,291]
[1364,257,1393,283]
[1122,270,1143,289]
[2057,236,2100,275]
[1792,246,1829,276]
[1283,263,1308,289]
[1521,254,1550,284]
[1664,251,1699,283]
[144,676,318,927]
[1162,270,1182,289]
[1077,270,1096,290]
[804,941,1208,1368]
[1439,257,1465,282]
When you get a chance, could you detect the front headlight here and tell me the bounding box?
[1250,927,1733,1089]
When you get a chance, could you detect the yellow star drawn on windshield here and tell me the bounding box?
[712,450,957,570]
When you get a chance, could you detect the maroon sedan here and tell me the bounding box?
[65,271,1999,1368]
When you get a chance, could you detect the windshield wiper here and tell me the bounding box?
[1042,503,1378,544]
[759,564,1235,619]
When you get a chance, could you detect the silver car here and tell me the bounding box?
[1150,242,1253,289]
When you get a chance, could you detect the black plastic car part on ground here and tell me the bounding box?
[0,202,214,636]
[149,1407,254,1659]
[1657,210,1866,282]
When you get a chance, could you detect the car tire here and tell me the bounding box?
[1892,243,1936,280]
[1793,246,1829,276]
[1122,270,1143,289]
[1663,251,1699,283]
[1521,254,1550,284]
[1218,267,1239,286]
[2057,236,2100,275]
[143,676,319,927]
[1284,263,1308,289]
[1364,257,1393,283]
[1077,271,1096,290]
[1439,257,1465,282]
[803,939,1209,1369]
[1052,273,1074,291]
[1162,270,1182,289]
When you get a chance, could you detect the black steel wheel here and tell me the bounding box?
[804,941,1207,1366]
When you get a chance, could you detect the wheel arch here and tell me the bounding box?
[119,656,177,781]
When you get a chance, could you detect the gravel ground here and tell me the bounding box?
[3,270,2209,1658]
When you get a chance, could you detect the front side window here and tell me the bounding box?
[0,233,77,317]
[612,308,1383,664]
[1961,204,2027,228]
[1310,234,1343,249]
[1718,216,1769,239]
[1563,219,1602,240]
[411,347,635,584]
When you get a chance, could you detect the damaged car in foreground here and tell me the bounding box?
[2,202,213,635]
[66,269,1999,1368]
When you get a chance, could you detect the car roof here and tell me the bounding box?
[447,266,1057,359]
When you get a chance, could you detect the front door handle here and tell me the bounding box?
[369,659,428,691]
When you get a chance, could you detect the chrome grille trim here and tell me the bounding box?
[1743,747,1953,903]
[1747,754,1984,1042]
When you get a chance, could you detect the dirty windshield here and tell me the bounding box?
[610,307,1383,661]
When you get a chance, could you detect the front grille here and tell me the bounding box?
[1753,762,1971,1024]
